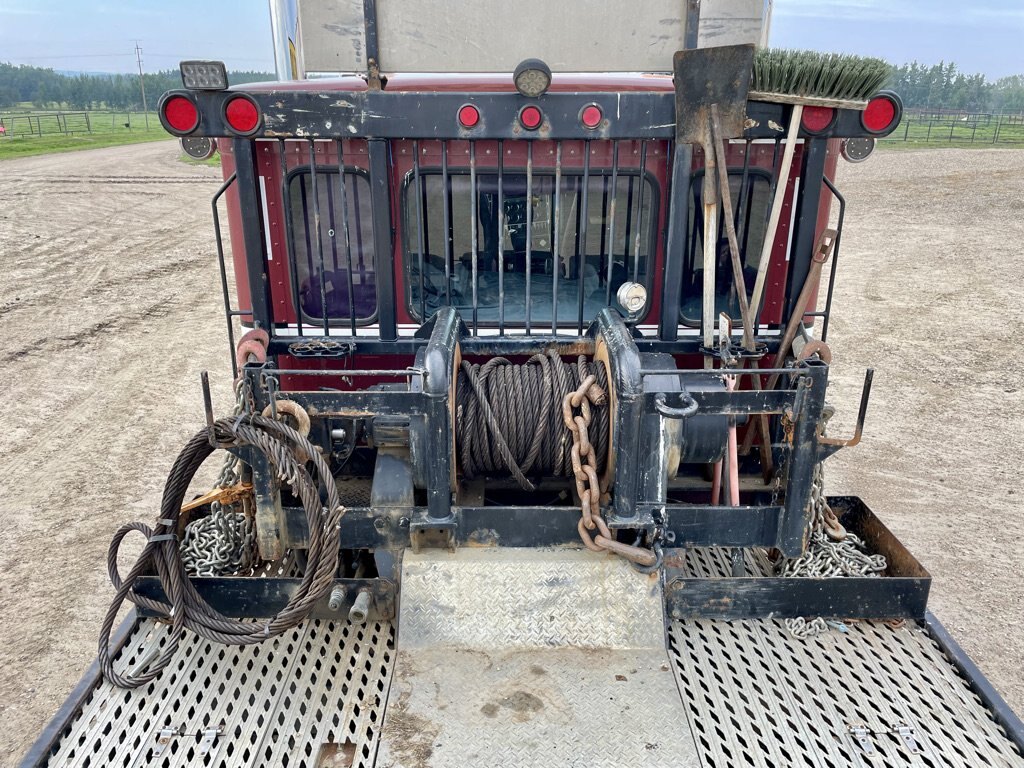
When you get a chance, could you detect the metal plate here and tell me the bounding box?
[42,616,396,768]
[376,548,699,767]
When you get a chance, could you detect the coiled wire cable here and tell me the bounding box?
[456,351,610,491]
[98,413,343,689]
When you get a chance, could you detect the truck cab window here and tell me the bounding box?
[404,170,656,326]
[288,169,377,324]
[681,169,771,325]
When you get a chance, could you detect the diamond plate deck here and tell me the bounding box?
[376,548,699,768]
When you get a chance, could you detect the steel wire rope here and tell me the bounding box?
[98,413,343,688]
[456,351,610,491]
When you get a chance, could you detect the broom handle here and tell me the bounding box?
[749,103,803,324]
[701,139,718,369]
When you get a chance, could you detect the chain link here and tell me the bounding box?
[781,408,887,637]
[564,373,658,568]
[180,377,258,577]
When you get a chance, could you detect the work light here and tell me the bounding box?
[180,60,229,90]
[513,59,552,98]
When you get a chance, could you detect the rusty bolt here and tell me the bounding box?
[328,585,347,612]
[373,517,389,532]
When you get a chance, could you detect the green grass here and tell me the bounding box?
[879,117,1024,149]
[179,152,221,167]
[0,110,171,160]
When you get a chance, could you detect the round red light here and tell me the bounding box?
[519,105,543,130]
[581,104,603,129]
[801,106,834,133]
[862,96,896,133]
[163,95,198,133]
[225,96,260,134]
[458,104,480,128]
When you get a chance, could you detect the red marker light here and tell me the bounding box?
[163,95,199,134]
[581,104,603,129]
[519,105,543,130]
[801,106,834,133]
[862,95,897,133]
[458,104,480,128]
[225,96,260,134]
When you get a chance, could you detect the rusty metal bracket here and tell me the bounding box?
[818,368,873,459]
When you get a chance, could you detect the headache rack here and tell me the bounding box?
[194,84,887,359]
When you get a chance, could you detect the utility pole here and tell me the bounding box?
[134,41,149,129]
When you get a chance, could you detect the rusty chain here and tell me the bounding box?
[563,374,659,568]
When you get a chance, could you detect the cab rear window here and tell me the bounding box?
[402,170,657,327]
[681,169,771,325]
[287,168,377,324]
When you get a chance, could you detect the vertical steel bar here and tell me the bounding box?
[212,173,240,378]
[441,142,453,306]
[632,141,648,284]
[734,139,752,247]
[325,173,340,272]
[307,140,330,334]
[367,138,397,340]
[279,140,304,336]
[658,143,691,341]
[525,141,534,335]
[497,140,505,334]
[604,141,620,307]
[336,139,357,334]
[469,140,479,335]
[232,140,272,336]
[820,176,845,343]
[783,138,828,322]
[412,140,427,322]
[547,143,557,334]
[755,138,782,335]
[577,140,591,334]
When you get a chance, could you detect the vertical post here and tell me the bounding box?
[367,139,397,339]
[783,138,827,322]
[134,42,149,130]
[604,141,620,307]
[658,144,692,341]
[233,139,273,330]
[684,0,701,49]
[85,111,91,133]
[577,140,591,334]
[777,362,828,556]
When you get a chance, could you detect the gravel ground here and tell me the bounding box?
[1,141,1022,764]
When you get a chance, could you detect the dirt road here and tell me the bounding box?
[1,141,1022,763]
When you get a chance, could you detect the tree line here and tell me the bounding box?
[889,61,1024,113]
[0,63,274,111]
[3,59,1024,114]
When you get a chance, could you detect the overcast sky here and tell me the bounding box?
[0,0,1020,79]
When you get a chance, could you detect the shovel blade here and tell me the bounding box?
[674,44,755,144]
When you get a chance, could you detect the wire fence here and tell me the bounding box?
[0,110,160,137]
[881,108,1024,146]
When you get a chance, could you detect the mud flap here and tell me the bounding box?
[375,548,699,767]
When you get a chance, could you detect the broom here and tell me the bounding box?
[745,49,890,322]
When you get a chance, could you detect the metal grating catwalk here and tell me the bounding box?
[42,617,395,768]
[669,617,1024,768]
[36,547,1024,767]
